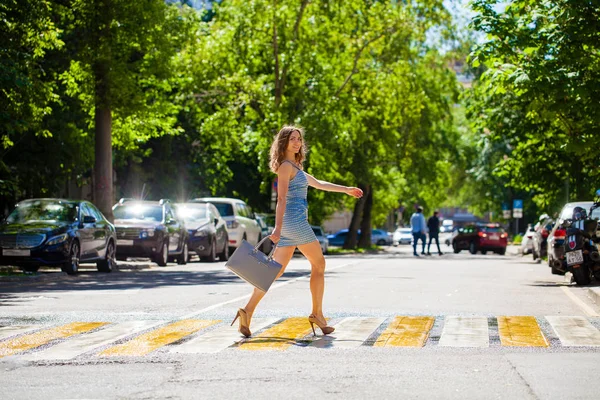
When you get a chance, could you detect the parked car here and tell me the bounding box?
[393,227,413,245]
[312,226,329,254]
[0,198,117,274]
[521,224,536,255]
[440,222,455,247]
[532,217,554,261]
[193,197,262,254]
[372,229,393,246]
[451,223,508,255]
[547,201,595,275]
[112,198,189,266]
[174,202,228,262]
[255,214,273,254]
[327,229,350,247]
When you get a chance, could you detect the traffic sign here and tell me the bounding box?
[513,199,523,210]
[513,209,523,218]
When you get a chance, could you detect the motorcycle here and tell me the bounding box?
[551,189,600,285]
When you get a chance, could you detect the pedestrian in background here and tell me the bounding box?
[427,210,443,256]
[410,206,427,256]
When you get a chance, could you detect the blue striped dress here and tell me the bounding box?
[278,161,318,247]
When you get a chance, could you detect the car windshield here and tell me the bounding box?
[211,202,234,217]
[113,204,163,222]
[175,206,207,224]
[312,227,323,236]
[399,228,412,233]
[481,226,503,233]
[7,200,77,223]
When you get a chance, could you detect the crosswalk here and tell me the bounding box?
[1,315,600,361]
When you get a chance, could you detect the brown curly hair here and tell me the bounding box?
[269,125,307,173]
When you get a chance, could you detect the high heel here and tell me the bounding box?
[231,308,251,338]
[308,314,335,335]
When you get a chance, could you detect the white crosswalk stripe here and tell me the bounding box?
[546,316,600,347]
[170,318,278,354]
[0,325,39,341]
[438,316,489,347]
[20,320,165,361]
[309,317,386,349]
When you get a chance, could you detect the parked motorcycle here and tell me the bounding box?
[550,190,600,285]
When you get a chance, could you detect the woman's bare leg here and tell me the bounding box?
[242,245,295,323]
[297,240,326,320]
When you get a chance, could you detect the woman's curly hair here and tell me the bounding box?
[269,125,307,173]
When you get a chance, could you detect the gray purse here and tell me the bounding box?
[225,236,281,292]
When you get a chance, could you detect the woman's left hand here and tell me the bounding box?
[346,187,363,198]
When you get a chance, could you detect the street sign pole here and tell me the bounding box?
[513,199,523,236]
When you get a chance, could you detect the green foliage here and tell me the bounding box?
[466,0,600,216]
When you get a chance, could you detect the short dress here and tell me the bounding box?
[278,161,318,247]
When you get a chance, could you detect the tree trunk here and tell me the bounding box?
[358,185,373,248]
[93,56,113,221]
[344,183,367,249]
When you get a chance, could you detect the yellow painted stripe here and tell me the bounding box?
[238,317,313,350]
[498,316,548,347]
[373,316,434,347]
[0,322,108,358]
[100,319,218,357]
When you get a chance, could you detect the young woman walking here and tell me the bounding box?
[231,125,363,337]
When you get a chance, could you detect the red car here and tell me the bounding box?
[451,224,508,255]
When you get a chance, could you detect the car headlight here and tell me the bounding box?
[46,233,69,246]
[139,229,155,239]
[194,230,207,237]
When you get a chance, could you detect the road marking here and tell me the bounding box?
[21,321,164,361]
[309,317,385,349]
[0,325,39,341]
[99,319,218,357]
[546,316,600,347]
[438,316,489,347]
[560,286,599,317]
[170,318,278,354]
[0,322,108,359]
[498,316,548,347]
[179,261,361,320]
[373,316,434,347]
[238,317,313,350]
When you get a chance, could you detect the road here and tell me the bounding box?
[1,245,599,399]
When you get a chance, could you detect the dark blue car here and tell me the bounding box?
[0,198,117,274]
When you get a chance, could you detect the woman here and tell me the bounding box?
[231,125,363,337]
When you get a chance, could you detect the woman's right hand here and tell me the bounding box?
[270,228,281,244]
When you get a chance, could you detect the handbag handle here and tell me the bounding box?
[253,236,278,260]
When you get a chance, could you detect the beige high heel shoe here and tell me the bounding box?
[308,314,335,335]
[231,308,251,338]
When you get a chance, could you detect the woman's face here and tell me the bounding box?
[286,131,302,153]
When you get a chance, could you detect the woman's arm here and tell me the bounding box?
[270,163,293,243]
[304,172,363,198]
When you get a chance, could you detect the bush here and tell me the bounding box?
[512,234,523,245]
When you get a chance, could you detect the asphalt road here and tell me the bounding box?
[1,245,599,399]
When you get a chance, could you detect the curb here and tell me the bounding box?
[0,262,153,283]
[589,288,600,305]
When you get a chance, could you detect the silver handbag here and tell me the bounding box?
[225,236,281,292]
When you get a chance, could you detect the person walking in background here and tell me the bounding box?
[410,207,427,256]
[427,210,443,256]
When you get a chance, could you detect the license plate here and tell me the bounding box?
[117,240,134,246]
[566,250,584,266]
[3,249,31,257]
[489,235,499,240]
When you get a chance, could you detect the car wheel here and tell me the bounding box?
[22,266,40,273]
[453,242,460,254]
[497,248,506,256]
[469,242,477,255]
[155,241,168,266]
[219,235,230,261]
[481,250,487,255]
[61,240,80,275]
[206,239,217,262]
[377,239,386,246]
[177,241,188,265]
[97,240,116,273]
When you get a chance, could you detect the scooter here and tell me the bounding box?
[552,190,600,285]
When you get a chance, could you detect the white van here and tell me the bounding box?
[193,197,262,253]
